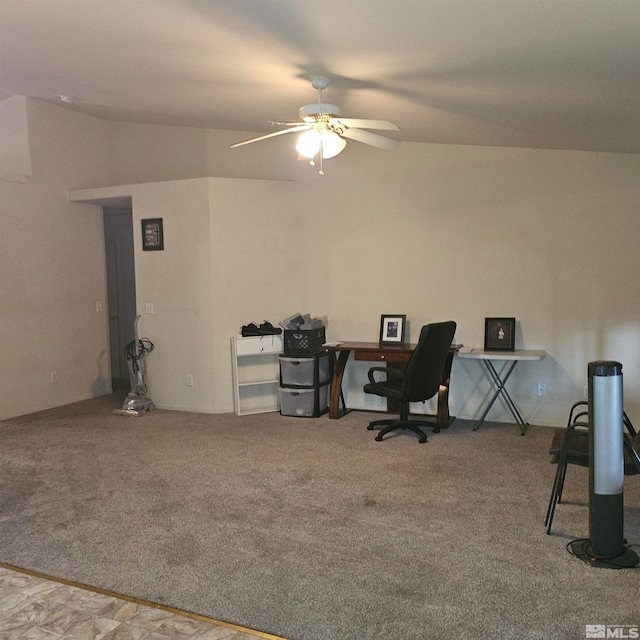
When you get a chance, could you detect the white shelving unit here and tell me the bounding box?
[231,335,284,415]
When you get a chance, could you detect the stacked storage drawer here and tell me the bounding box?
[279,352,332,417]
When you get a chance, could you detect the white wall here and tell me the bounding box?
[127,177,308,413]
[0,96,32,182]
[206,178,313,412]
[2,99,639,426]
[107,121,321,183]
[72,176,308,414]
[128,179,216,412]
[311,142,640,425]
[0,99,112,418]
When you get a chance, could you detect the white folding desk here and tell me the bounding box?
[457,349,546,434]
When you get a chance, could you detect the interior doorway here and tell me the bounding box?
[103,207,137,386]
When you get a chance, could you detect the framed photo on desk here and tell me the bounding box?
[379,314,406,344]
[484,317,515,351]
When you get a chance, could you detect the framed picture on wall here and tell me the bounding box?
[142,218,164,251]
[484,317,516,351]
[379,314,407,344]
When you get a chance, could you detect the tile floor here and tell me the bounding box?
[0,565,281,640]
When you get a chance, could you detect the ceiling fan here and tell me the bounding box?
[230,76,400,174]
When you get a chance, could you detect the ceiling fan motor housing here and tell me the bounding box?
[299,103,342,120]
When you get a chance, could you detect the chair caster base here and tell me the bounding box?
[374,434,427,443]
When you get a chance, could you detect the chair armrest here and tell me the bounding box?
[567,400,588,426]
[566,399,636,437]
[367,366,404,385]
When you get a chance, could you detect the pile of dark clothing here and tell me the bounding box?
[240,321,281,337]
[240,313,325,337]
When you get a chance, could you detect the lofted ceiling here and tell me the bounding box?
[1,0,639,153]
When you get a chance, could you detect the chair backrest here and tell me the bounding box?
[403,321,457,403]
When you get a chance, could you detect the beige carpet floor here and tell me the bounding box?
[1,394,638,640]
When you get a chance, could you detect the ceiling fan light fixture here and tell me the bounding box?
[296,129,321,158]
[320,130,346,159]
[296,129,346,159]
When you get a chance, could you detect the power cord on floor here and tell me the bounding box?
[566,538,640,569]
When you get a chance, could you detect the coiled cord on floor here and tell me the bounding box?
[566,538,640,570]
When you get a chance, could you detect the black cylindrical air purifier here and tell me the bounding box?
[570,361,638,568]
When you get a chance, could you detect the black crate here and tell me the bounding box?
[284,327,326,356]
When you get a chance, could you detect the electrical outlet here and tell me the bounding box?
[145,303,154,314]
[537,382,546,396]
[95,301,103,312]
[186,374,194,387]
[51,372,58,384]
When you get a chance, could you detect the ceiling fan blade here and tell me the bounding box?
[332,118,399,131]
[340,128,400,150]
[230,125,310,149]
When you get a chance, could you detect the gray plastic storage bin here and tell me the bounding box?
[279,353,331,386]
[279,385,329,417]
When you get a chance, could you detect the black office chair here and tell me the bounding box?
[364,321,457,443]
[545,400,640,534]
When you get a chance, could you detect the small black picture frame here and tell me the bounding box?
[484,317,516,351]
[142,218,164,251]
[379,314,407,344]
